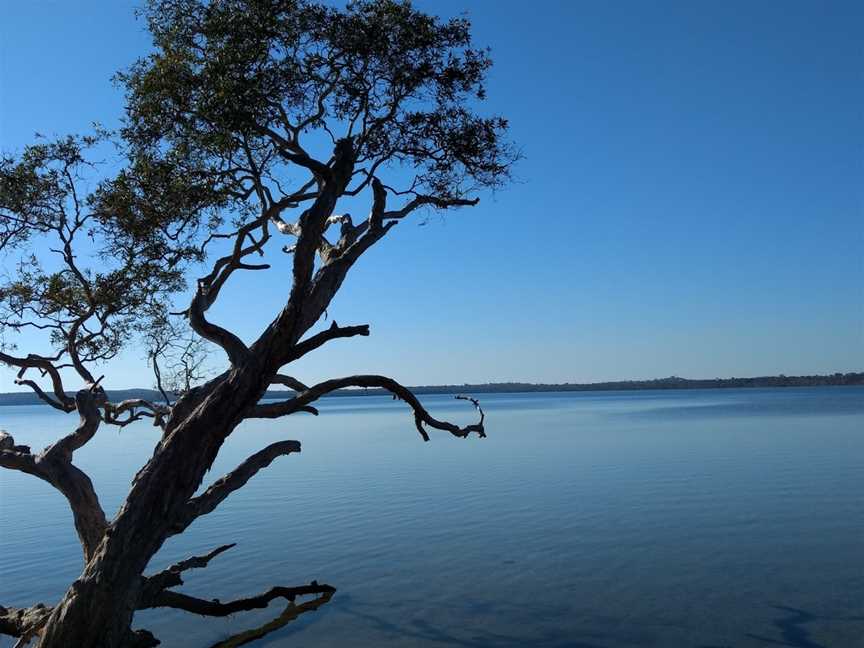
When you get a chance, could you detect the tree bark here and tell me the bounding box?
[38,367,265,647]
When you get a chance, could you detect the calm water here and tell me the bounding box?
[1,387,862,647]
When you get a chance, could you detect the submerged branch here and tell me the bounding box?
[137,541,335,641]
[138,541,334,648]
[208,592,334,648]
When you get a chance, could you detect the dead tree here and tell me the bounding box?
[0,1,515,646]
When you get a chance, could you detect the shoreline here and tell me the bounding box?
[0,373,861,406]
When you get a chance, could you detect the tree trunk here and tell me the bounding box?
[39,369,264,647]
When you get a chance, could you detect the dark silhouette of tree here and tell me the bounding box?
[0,1,514,645]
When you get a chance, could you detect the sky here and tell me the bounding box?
[0,0,862,392]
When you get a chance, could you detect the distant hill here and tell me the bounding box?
[0,372,861,406]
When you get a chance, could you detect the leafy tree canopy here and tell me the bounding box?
[0,0,516,395]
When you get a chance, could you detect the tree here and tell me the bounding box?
[0,1,515,645]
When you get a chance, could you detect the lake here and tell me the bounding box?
[1,387,862,647]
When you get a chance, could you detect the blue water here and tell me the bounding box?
[1,387,862,647]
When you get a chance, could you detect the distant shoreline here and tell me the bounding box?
[0,372,861,407]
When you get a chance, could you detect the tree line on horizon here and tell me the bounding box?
[1,372,861,406]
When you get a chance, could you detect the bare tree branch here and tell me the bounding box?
[208,593,333,648]
[188,286,251,366]
[282,321,370,365]
[186,207,282,364]
[42,388,105,462]
[0,603,53,643]
[150,351,172,406]
[248,376,486,442]
[0,352,75,411]
[10,379,70,413]
[104,398,170,429]
[141,543,237,604]
[143,583,335,617]
[256,126,332,180]
[0,389,109,560]
[0,438,37,473]
[289,177,480,343]
[66,311,98,385]
[169,440,301,536]
[383,193,480,222]
[281,140,355,306]
[270,373,308,392]
[136,541,335,634]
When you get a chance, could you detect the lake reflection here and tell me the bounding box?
[1,387,863,647]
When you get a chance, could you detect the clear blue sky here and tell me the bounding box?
[1,1,861,390]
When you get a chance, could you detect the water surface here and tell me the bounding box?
[1,387,862,647]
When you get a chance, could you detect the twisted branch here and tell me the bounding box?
[248,375,485,442]
[0,351,75,411]
[104,398,170,429]
[0,389,109,560]
[42,388,105,462]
